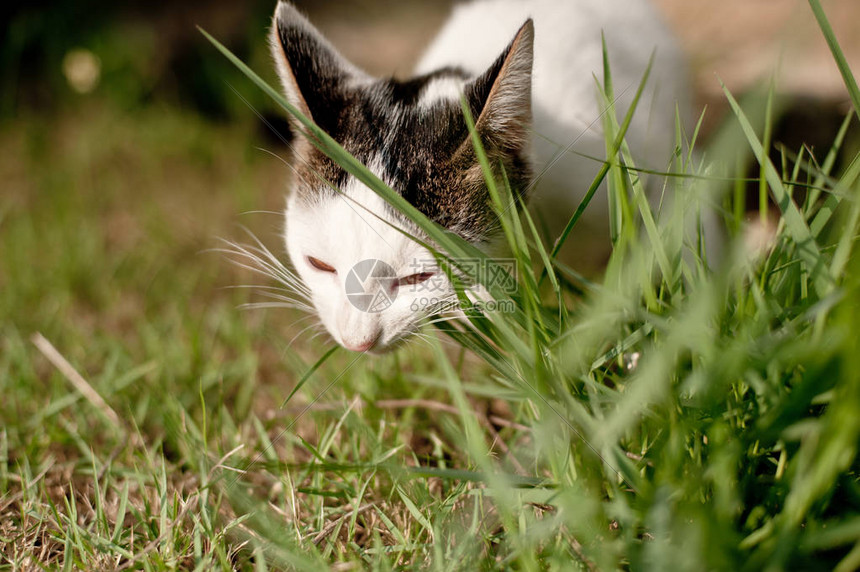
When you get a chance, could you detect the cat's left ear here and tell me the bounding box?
[464,19,534,152]
[269,2,364,134]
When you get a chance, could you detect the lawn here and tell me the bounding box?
[2,1,860,570]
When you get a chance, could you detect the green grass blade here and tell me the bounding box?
[550,53,653,259]
[280,345,340,408]
[721,81,835,296]
[808,0,860,120]
[810,151,860,238]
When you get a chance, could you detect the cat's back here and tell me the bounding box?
[416,0,676,89]
[416,0,688,142]
[416,0,691,269]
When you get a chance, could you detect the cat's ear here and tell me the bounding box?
[464,19,534,152]
[269,2,363,132]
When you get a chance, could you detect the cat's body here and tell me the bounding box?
[416,0,690,265]
[268,0,690,352]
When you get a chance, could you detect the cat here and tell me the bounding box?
[267,0,690,353]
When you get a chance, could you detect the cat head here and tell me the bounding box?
[269,1,533,352]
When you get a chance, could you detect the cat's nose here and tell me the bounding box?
[342,332,380,353]
[346,339,375,352]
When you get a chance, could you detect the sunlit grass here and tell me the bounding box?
[2,0,860,569]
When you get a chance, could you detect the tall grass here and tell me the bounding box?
[203,1,860,568]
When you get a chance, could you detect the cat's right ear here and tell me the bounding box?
[269,2,362,132]
[464,19,534,153]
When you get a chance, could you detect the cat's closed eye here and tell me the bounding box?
[397,272,435,287]
[307,256,336,273]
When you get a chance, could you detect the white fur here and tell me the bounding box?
[285,162,454,352]
[418,76,468,110]
[416,0,691,248]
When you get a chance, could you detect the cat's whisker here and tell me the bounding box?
[410,332,437,344]
[423,316,466,327]
[255,289,314,307]
[274,311,318,333]
[227,284,314,315]
[222,253,309,299]
[417,330,456,347]
[253,299,314,313]
[237,209,286,217]
[230,280,310,299]
[224,238,304,287]
[228,283,308,297]
[409,336,434,351]
[309,329,332,344]
[216,237,312,300]
[287,320,326,349]
[421,298,463,317]
[411,330,459,352]
[240,301,315,312]
[422,311,463,323]
[254,147,297,173]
